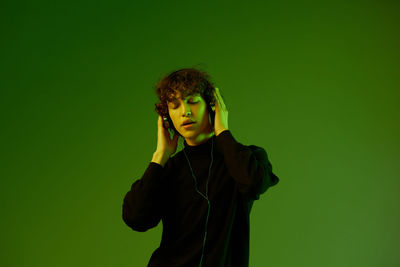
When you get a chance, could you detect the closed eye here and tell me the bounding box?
[169,100,198,109]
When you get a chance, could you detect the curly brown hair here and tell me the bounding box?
[154,67,216,135]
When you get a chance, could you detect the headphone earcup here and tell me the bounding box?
[210,102,215,111]
[162,116,170,129]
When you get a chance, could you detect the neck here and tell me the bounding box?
[185,131,215,146]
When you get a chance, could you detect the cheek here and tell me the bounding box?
[198,105,208,121]
[168,110,178,123]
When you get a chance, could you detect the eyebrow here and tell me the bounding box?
[170,94,199,102]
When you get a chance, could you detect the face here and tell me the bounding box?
[167,91,214,146]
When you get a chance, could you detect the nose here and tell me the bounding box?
[181,102,191,116]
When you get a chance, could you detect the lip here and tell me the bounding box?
[181,119,196,126]
[182,119,195,126]
[182,122,196,129]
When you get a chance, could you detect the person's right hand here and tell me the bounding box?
[155,115,179,157]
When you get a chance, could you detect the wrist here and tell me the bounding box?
[151,151,170,167]
[215,128,229,136]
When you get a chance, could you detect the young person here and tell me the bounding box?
[122,68,279,267]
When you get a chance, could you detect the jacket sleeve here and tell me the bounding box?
[122,160,172,232]
[215,130,279,200]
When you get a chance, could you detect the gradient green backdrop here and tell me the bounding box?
[1,1,399,266]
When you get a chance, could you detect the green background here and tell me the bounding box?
[1,0,399,266]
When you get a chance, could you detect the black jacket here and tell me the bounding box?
[122,130,279,266]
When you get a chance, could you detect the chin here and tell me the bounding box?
[182,131,197,138]
[182,130,201,139]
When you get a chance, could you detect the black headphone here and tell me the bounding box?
[155,92,218,265]
[182,134,214,267]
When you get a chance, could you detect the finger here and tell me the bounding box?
[213,91,219,110]
[157,115,162,126]
[214,87,225,109]
[214,87,221,104]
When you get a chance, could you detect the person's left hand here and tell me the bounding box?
[213,87,229,136]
